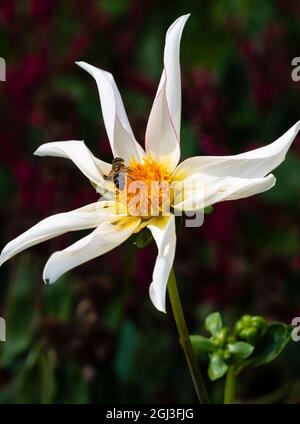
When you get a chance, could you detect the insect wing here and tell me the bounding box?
[100,173,117,199]
[117,171,127,190]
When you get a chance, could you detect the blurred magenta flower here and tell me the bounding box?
[0,15,299,314]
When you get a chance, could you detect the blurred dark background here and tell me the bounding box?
[0,0,299,403]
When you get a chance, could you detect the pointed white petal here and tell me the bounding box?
[173,173,276,211]
[147,215,176,313]
[76,61,145,163]
[34,140,108,187]
[174,121,300,180]
[145,14,189,172]
[43,217,140,284]
[0,201,124,266]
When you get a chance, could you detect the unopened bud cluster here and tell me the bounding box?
[234,315,268,345]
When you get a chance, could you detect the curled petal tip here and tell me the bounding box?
[75,61,87,71]
[76,61,94,72]
[76,61,98,75]
[153,300,167,314]
[174,13,190,26]
[293,120,300,132]
[33,146,41,156]
[76,61,113,81]
[158,303,167,314]
[43,270,55,285]
[182,13,191,19]
[43,258,59,285]
[43,277,56,285]
[0,246,10,267]
[149,282,167,313]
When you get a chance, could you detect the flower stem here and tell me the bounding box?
[224,366,236,404]
[167,268,209,404]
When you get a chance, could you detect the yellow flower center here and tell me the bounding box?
[118,155,172,217]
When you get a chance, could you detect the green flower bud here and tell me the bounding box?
[235,315,251,332]
[239,328,258,345]
[252,316,268,334]
[235,314,268,344]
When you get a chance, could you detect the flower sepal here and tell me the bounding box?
[133,228,153,249]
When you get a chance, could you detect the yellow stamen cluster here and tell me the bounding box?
[118,155,172,217]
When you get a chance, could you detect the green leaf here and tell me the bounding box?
[236,323,292,373]
[208,352,228,381]
[134,228,153,249]
[228,341,254,358]
[190,335,215,355]
[205,312,222,336]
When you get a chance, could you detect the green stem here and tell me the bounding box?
[224,366,236,404]
[167,268,209,404]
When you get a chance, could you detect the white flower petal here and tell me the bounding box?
[145,14,189,172]
[76,61,145,163]
[0,201,123,266]
[147,215,176,313]
[173,173,276,211]
[34,140,108,187]
[93,157,112,177]
[173,121,300,180]
[43,217,140,284]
